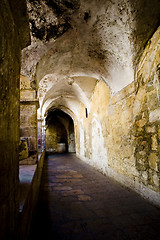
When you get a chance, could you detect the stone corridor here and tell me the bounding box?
[28,154,160,240]
[1,1,160,239]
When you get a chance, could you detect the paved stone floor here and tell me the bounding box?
[28,154,160,240]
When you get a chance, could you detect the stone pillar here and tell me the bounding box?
[37,118,43,152]
[20,87,39,159]
[42,118,46,151]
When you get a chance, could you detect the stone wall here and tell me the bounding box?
[75,81,110,174]
[0,0,30,239]
[132,26,160,204]
[45,120,67,153]
[20,102,38,154]
[76,27,160,206]
[20,76,39,156]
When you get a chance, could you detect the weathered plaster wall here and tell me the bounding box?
[76,81,110,174]
[0,0,30,239]
[76,28,160,206]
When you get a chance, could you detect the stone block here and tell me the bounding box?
[20,89,35,101]
[136,118,147,127]
[142,171,148,181]
[148,153,158,171]
[151,135,158,151]
[152,174,159,187]
[149,109,160,122]
[146,126,156,133]
[20,101,38,153]
[133,88,146,116]
[146,91,158,111]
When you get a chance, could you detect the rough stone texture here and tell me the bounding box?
[76,79,160,206]
[0,1,30,239]
[133,26,160,196]
[20,76,39,156]
[27,0,80,41]
[20,104,38,153]
[21,0,80,86]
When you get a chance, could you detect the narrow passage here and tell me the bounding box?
[28,154,160,240]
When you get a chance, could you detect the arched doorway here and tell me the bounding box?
[45,109,75,153]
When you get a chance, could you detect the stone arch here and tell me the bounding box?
[45,109,76,153]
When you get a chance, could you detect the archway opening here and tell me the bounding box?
[45,109,75,154]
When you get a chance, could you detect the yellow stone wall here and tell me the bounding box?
[20,75,39,155]
[75,27,160,206]
[108,83,136,177]
[133,26,160,195]
[76,81,136,177]
[20,104,38,153]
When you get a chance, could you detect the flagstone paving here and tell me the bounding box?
[28,154,160,240]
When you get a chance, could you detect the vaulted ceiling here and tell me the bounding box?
[21,0,160,119]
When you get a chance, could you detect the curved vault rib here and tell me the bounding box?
[40,95,80,120]
[38,75,99,121]
[45,104,78,126]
